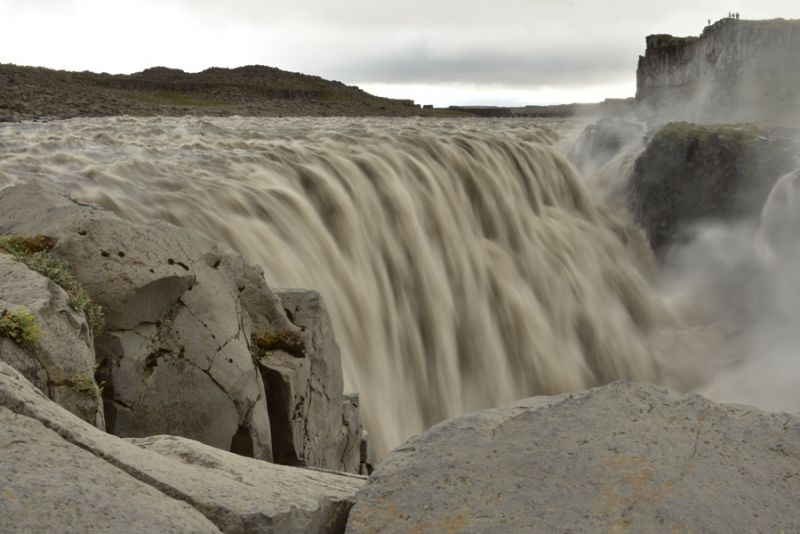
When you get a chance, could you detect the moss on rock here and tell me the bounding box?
[0,307,43,347]
[0,235,105,335]
[251,330,306,359]
[65,373,102,399]
[628,122,799,251]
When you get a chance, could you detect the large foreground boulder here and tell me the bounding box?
[347,381,800,533]
[628,122,799,251]
[0,360,365,533]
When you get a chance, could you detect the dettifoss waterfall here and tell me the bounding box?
[0,117,719,455]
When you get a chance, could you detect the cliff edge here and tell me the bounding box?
[636,18,800,124]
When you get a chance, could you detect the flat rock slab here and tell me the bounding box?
[0,361,365,533]
[0,407,219,534]
[347,381,800,533]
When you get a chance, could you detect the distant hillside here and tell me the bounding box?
[636,17,800,124]
[0,63,454,121]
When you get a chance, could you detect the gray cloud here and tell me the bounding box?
[2,0,800,103]
[325,44,636,86]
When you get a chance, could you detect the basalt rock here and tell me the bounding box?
[0,184,272,459]
[636,18,800,124]
[257,289,364,474]
[0,252,104,428]
[628,122,799,251]
[347,381,800,533]
[0,360,365,533]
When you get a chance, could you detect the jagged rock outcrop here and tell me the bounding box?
[347,381,800,533]
[0,184,274,460]
[628,122,799,251]
[0,252,104,428]
[0,360,365,533]
[636,18,800,123]
[0,183,366,473]
[257,289,365,474]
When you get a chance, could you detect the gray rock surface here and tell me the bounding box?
[347,381,800,533]
[0,184,272,459]
[0,360,365,533]
[0,407,219,534]
[257,289,363,473]
[0,252,104,428]
[130,435,366,533]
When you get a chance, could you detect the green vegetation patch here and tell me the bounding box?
[251,330,306,359]
[116,89,227,108]
[65,373,102,399]
[653,122,763,147]
[0,235,105,335]
[0,307,43,347]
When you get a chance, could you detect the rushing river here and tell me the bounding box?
[0,116,792,455]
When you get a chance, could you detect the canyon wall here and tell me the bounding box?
[636,18,800,124]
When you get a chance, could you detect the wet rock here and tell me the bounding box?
[628,122,799,251]
[257,289,363,473]
[0,252,103,428]
[0,184,271,459]
[347,381,800,533]
[0,360,365,533]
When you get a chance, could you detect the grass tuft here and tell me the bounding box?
[0,235,105,335]
[0,307,43,347]
[65,373,102,398]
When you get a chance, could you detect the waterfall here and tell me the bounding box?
[0,116,691,455]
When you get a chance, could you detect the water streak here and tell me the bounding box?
[0,117,687,454]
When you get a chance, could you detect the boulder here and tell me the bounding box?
[0,184,271,459]
[347,381,800,533]
[628,122,799,251]
[0,252,104,428]
[0,407,219,533]
[256,289,363,473]
[0,360,366,533]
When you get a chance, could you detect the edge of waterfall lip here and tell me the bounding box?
[0,117,682,459]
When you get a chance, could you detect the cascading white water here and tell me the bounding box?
[0,117,698,455]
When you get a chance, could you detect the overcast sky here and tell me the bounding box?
[2,1,799,106]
